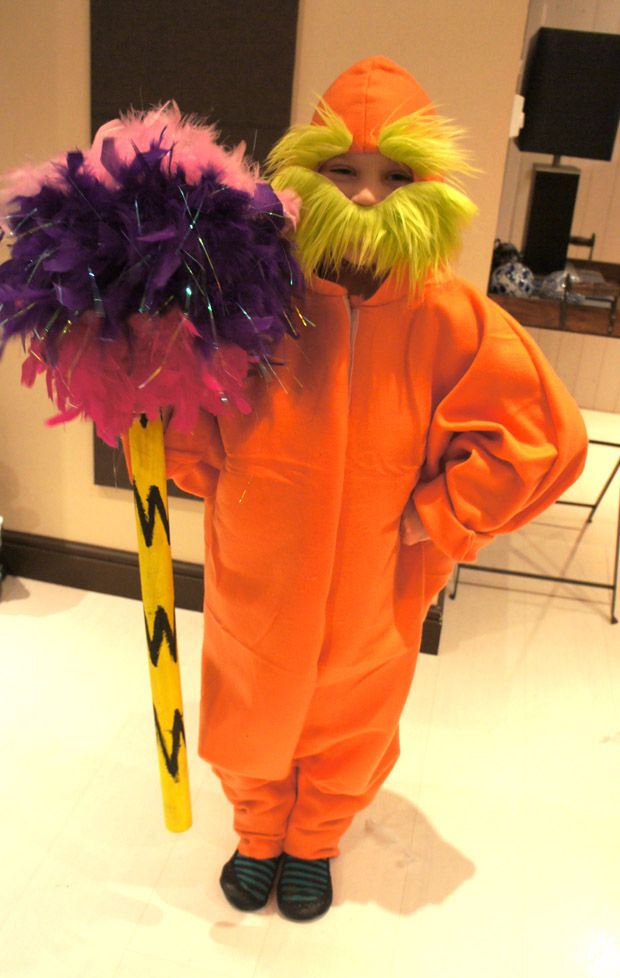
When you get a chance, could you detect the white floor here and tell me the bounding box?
[1,435,619,978]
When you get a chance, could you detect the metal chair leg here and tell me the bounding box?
[612,492,619,624]
[449,563,461,599]
[588,458,620,523]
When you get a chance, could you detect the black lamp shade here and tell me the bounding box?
[517,28,620,161]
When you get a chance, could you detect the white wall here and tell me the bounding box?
[527,328,620,414]
[0,0,528,562]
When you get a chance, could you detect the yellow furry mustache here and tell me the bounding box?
[270,165,476,287]
[266,102,477,288]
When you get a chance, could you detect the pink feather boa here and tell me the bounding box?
[1,101,299,231]
[21,308,253,446]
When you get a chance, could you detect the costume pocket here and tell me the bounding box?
[393,540,425,647]
[421,541,454,608]
[393,540,454,646]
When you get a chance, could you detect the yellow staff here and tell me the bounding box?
[128,414,192,832]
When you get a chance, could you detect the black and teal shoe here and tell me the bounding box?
[276,853,333,921]
[220,850,281,911]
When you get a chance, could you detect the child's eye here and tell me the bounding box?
[386,171,413,183]
[325,165,356,176]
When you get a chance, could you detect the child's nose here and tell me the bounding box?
[351,185,379,206]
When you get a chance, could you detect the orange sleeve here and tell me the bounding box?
[412,288,588,562]
[164,410,225,500]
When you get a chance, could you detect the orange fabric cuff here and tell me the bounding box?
[412,479,493,563]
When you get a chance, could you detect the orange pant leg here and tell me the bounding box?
[213,766,297,859]
[213,648,418,860]
[284,649,417,858]
[283,730,400,859]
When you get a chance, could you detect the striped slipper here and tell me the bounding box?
[220,850,281,911]
[276,853,333,921]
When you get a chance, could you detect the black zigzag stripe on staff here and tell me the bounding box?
[133,482,171,547]
[153,706,187,780]
[145,605,178,666]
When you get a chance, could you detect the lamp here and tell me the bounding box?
[517,28,620,275]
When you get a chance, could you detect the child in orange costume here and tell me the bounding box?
[165,56,587,919]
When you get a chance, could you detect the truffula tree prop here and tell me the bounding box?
[0,103,301,832]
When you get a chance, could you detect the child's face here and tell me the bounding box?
[318,152,413,205]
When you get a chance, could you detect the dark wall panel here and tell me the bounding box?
[91,0,299,161]
[90,0,299,490]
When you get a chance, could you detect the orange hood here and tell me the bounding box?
[312,56,434,153]
[266,54,478,285]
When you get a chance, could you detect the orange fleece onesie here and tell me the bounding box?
[165,58,588,859]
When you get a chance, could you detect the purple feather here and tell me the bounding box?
[0,135,301,365]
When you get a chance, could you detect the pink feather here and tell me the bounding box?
[85,101,258,192]
[21,309,252,446]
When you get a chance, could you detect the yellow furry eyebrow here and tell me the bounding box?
[378,110,476,181]
[265,101,352,175]
[266,101,475,183]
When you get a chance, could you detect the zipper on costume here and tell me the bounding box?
[344,298,359,405]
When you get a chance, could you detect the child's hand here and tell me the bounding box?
[400,498,430,545]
